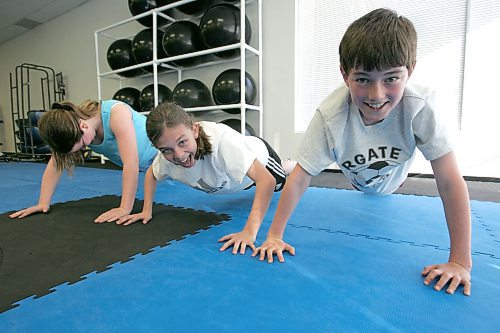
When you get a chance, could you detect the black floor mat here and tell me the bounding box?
[0,195,230,312]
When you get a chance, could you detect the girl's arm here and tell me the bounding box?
[117,165,158,225]
[218,159,275,254]
[422,151,472,295]
[10,156,62,218]
[94,103,140,223]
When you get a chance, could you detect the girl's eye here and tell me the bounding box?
[160,148,172,155]
[179,140,186,146]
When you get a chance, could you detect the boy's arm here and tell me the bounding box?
[94,104,139,222]
[118,165,158,226]
[9,156,62,218]
[252,164,312,263]
[423,151,472,295]
[218,159,275,254]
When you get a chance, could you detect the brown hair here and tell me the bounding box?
[146,102,212,159]
[38,100,100,172]
[339,8,417,73]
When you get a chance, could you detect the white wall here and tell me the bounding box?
[261,0,299,159]
[0,0,298,160]
[0,0,130,150]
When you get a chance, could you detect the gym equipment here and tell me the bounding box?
[175,0,212,16]
[27,110,46,126]
[15,116,46,146]
[14,118,31,133]
[107,39,144,77]
[172,79,214,108]
[132,28,168,73]
[220,118,256,136]
[162,21,205,67]
[212,68,257,114]
[9,63,65,158]
[16,144,51,154]
[22,127,45,146]
[15,127,45,146]
[199,3,252,58]
[139,84,173,112]
[113,87,142,112]
[96,1,262,145]
[128,0,172,27]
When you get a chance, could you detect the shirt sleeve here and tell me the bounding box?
[296,110,336,176]
[217,130,257,183]
[151,153,170,181]
[413,100,454,161]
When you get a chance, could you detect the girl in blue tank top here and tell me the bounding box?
[9,100,158,223]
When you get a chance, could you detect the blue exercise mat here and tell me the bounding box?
[0,162,498,332]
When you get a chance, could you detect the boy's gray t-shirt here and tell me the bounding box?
[297,84,454,194]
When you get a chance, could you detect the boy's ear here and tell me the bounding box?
[340,66,349,86]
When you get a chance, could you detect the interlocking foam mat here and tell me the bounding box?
[0,195,229,313]
[0,162,499,332]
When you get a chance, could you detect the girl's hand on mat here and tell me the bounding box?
[117,212,152,226]
[252,237,295,263]
[94,207,131,224]
[9,204,50,219]
[218,231,256,254]
[422,262,471,296]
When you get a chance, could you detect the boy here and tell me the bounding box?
[253,8,472,296]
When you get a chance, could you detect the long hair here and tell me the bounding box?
[339,8,417,73]
[38,100,100,172]
[146,102,212,159]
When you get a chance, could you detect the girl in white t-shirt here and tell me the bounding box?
[118,102,296,254]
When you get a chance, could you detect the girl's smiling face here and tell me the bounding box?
[156,123,199,168]
[342,65,412,126]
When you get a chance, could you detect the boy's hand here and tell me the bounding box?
[94,207,132,223]
[252,236,295,263]
[116,212,153,226]
[9,204,50,218]
[218,231,256,254]
[422,262,471,295]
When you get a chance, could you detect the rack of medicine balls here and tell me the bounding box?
[96,0,261,137]
[7,63,66,161]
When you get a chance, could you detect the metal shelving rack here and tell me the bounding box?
[8,63,65,160]
[94,0,263,137]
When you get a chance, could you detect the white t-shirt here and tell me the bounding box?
[297,84,454,195]
[152,121,269,194]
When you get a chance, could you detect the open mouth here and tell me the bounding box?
[174,154,194,168]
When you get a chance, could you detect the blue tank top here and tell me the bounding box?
[88,100,157,172]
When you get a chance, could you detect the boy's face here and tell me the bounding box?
[156,123,199,168]
[341,66,413,126]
